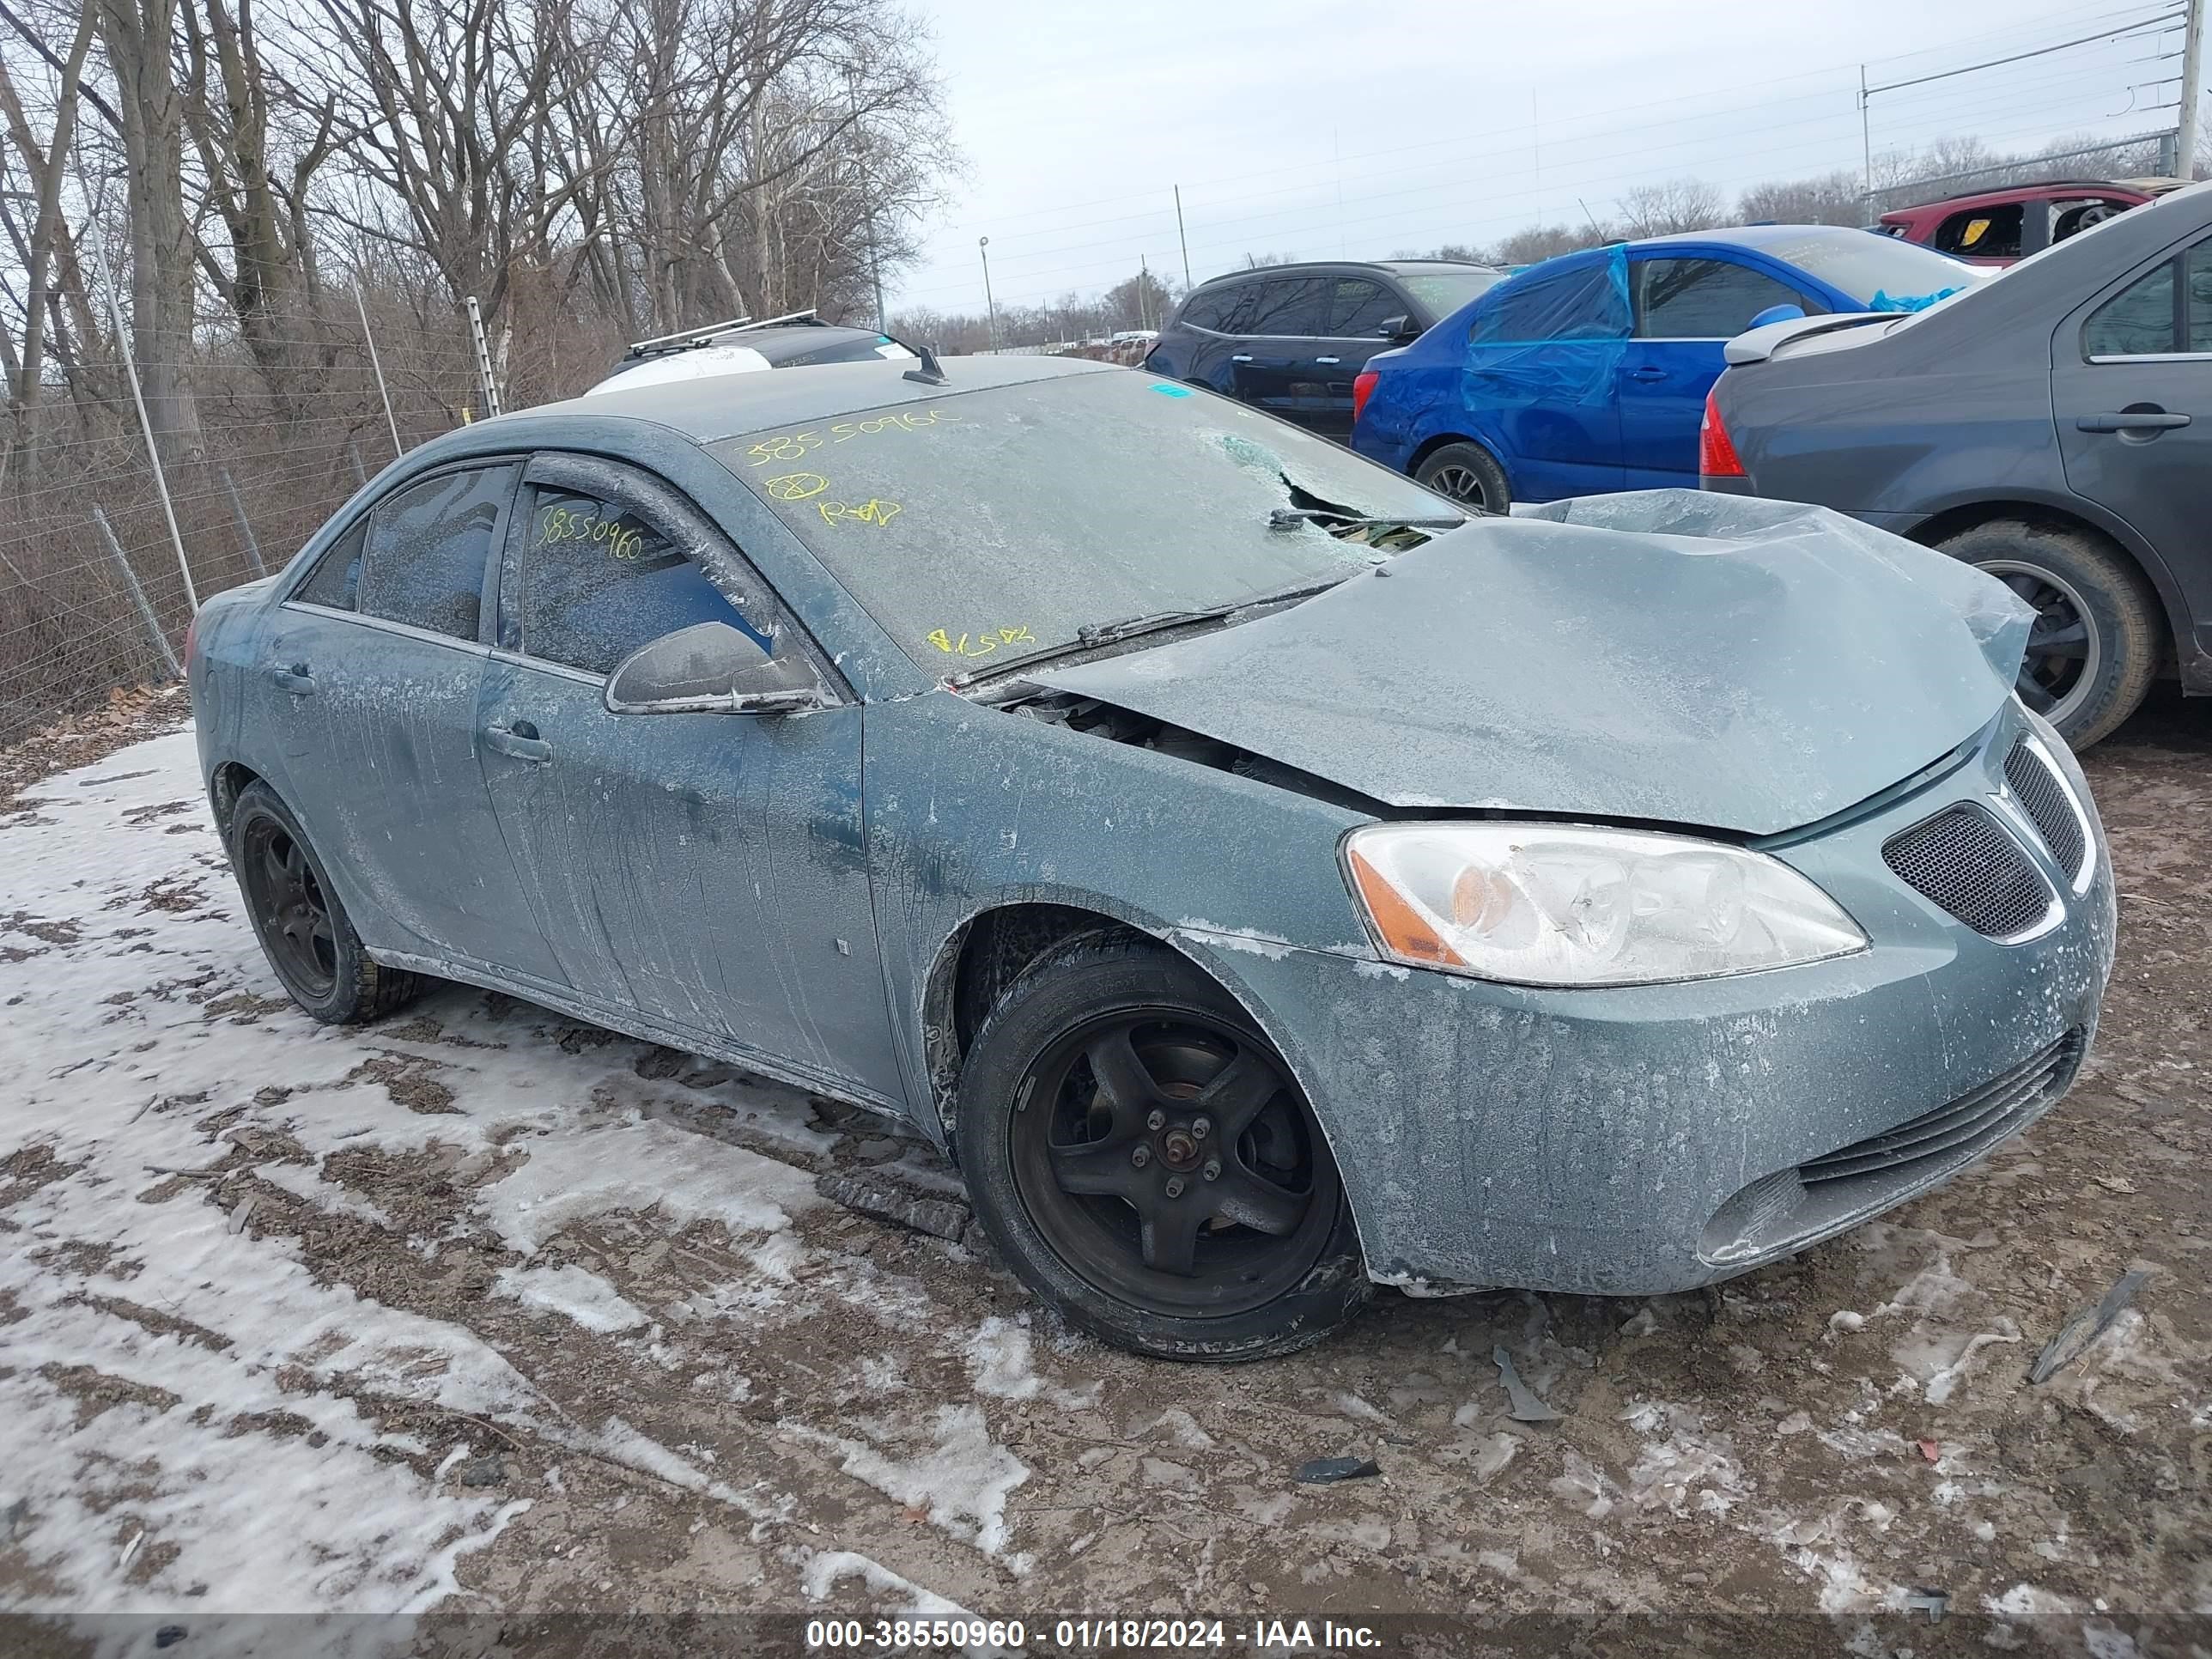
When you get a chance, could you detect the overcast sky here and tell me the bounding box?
[886,0,2195,315]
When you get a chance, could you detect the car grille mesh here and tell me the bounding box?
[1882,804,2050,938]
[1801,1033,2080,1188]
[2004,741,2087,882]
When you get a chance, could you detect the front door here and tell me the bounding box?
[1620,254,1820,489]
[1311,276,1403,441]
[476,453,902,1100]
[2051,230,2212,656]
[272,461,564,982]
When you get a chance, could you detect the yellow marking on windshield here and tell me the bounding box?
[927,624,1035,659]
[818,498,902,528]
[748,409,959,465]
[763,471,829,501]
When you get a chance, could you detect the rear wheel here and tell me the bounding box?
[229,781,424,1024]
[1414,441,1510,513]
[1938,520,2160,750]
[957,938,1369,1362]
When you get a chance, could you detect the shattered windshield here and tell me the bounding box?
[712,370,1460,673]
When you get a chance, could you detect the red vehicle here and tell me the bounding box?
[1877,178,2186,265]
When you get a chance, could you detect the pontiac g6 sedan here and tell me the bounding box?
[188,356,2115,1361]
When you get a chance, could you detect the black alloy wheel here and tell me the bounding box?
[240,815,338,999]
[957,937,1370,1360]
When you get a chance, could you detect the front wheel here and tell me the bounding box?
[957,938,1369,1362]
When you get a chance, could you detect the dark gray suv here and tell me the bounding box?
[1703,182,2210,748]
[1142,259,1504,440]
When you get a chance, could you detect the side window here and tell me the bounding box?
[1328,279,1400,337]
[2084,260,2179,357]
[1473,265,1626,344]
[1243,276,1329,337]
[514,484,764,678]
[357,466,513,641]
[1935,204,2021,259]
[1634,258,1813,338]
[2191,240,2212,353]
[1178,284,1243,331]
[295,520,365,611]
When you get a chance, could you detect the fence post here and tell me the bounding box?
[355,286,404,459]
[349,441,368,488]
[465,295,501,417]
[220,468,265,579]
[92,504,182,681]
[88,239,198,613]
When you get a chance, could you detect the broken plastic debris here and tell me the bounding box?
[2029,1269,2148,1385]
[1903,1588,1948,1622]
[1492,1346,1562,1423]
[1295,1456,1381,1485]
[1916,1439,1940,1462]
[814,1172,969,1242]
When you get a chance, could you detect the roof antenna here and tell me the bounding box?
[902,344,949,387]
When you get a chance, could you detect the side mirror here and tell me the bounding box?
[1377,314,1419,342]
[604,620,826,716]
[1746,303,1806,330]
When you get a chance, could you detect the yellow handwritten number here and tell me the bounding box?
[927,623,1035,658]
[817,498,902,528]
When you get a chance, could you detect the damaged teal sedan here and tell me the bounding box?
[187,356,2115,1361]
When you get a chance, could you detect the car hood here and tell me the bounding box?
[1034,491,2033,836]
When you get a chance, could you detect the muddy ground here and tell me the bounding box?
[1,684,2207,1658]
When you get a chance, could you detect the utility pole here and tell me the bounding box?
[1139,255,1151,331]
[2181,0,2205,179]
[465,295,501,416]
[1858,65,1874,223]
[978,237,997,353]
[1174,185,1191,286]
[845,63,888,331]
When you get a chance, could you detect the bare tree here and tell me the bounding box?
[1614,177,1724,239]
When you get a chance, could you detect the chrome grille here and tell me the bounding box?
[1802,1034,2080,1188]
[1881,803,2051,939]
[2004,740,2087,882]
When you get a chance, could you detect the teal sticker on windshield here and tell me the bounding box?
[1150,382,1192,397]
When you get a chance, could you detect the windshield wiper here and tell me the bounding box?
[949,577,1344,688]
[1268,507,1480,531]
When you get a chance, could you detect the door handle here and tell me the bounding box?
[1315,356,1340,365]
[2076,410,2190,433]
[1231,353,1254,362]
[1626,366,1668,382]
[483,720,551,763]
[264,662,313,696]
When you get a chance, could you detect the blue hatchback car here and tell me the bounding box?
[1352,225,1981,509]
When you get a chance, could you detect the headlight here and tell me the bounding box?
[1343,823,1867,988]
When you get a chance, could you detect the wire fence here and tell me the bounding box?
[0,295,507,748]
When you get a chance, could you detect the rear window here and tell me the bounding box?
[713,372,1458,672]
[1394,268,1505,319]
[1752,230,1978,307]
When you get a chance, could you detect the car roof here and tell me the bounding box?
[1879,180,2155,219]
[1187,258,1500,290]
[517,352,1113,447]
[1618,224,1893,255]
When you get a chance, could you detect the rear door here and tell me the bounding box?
[1170,281,1255,395]
[2051,230,2212,654]
[1233,276,1334,428]
[1308,276,1405,440]
[1620,253,1822,489]
[477,453,902,1099]
[272,461,563,981]
[1462,258,1629,499]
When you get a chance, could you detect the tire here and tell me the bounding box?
[1413,441,1510,513]
[1938,520,2160,750]
[957,937,1370,1362]
[228,780,425,1024]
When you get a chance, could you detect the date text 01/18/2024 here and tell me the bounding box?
[803,1617,1382,1651]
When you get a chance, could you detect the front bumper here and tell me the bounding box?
[1174,705,2116,1297]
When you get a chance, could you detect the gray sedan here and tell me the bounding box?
[1704,180,2212,749]
[187,356,2115,1360]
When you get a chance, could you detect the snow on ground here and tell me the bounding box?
[0,725,1030,1632]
